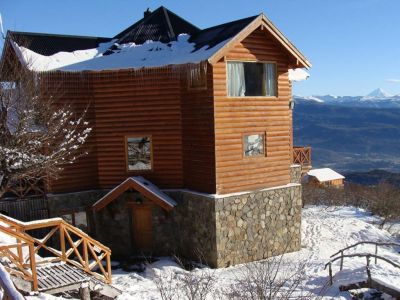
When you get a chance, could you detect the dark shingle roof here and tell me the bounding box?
[9,31,112,56]
[190,15,258,52]
[113,6,200,45]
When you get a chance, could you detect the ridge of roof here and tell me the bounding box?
[8,30,113,56]
[113,6,200,45]
[9,30,111,40]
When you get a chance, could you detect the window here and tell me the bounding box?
[126,136,152,171]
[243,133,265,157]
[227,62,277,97]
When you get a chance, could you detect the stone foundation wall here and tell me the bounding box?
[214,184,302,267]
[163,191,217,264]
[44,183,302,268]
[47,190,107,216]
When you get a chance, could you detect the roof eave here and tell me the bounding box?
[207,14,311,69]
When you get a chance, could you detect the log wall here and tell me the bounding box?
[46,72,99,193]
[212,28,293,194]
[91,68,184,190]
[180,63,216,193]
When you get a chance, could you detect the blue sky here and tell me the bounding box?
[1,0,399,96]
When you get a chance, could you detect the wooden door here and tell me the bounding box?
[131,205,153,253]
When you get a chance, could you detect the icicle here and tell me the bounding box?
[0,13,4,39]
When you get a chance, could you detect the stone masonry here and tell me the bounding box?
[43,166,303,267]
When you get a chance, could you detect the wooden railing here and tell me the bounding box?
[324,241,400,285]
[4,177,45,199]
[0,214,112,291]
[293,146,312,166]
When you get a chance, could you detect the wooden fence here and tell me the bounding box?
[0,214,112,291]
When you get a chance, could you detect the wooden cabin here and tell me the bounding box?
[0,6,311,267]
[306,168,345,188]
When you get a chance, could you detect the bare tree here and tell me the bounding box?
[226,255,312,300]
[0,60,91,197]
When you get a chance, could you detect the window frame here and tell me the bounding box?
[125,135,154,173]
[242,132,267,159]
[226,60,278,98]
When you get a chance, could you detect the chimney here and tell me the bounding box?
[144,8,152,18]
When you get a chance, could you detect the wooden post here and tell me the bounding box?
[59,223,66,261]
[106,252,112,284]
[328,263,333,286]
[79,282,91,300]
[28,243,38,291]
[83,239,89,271]
[16,228,23,265]
[366,255,372,288]
[339,250,343,271]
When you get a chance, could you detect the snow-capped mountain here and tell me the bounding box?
[295,88,400,108]
[363,88,393,99]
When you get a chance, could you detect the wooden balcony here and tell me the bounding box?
[293,146,312,170]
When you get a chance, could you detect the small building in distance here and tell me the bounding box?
[306,168,345,187]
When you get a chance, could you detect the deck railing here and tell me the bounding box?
[293,146,312,166]
[0,214,112,291]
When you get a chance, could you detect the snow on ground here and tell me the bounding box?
[110,206,400,299]
[2,206,399,299]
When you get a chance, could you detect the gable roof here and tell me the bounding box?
[307,168,345,182]
[206,14,311,68]
[113,6,200,45]
[7,31,112,56]
[92,176,177,212]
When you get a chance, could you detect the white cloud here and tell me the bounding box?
[386,78,400,83]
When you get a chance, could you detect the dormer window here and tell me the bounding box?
[227,62,277,97]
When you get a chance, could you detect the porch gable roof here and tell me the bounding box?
[92,176,177,212]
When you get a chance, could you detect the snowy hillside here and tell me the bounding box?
[107,206,400,299]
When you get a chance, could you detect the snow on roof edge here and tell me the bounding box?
[11,34,230,72]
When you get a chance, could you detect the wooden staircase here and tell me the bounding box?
[0,214,120,298]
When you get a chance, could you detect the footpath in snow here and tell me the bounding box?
[110,206,400,299]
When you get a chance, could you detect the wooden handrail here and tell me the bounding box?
[0,214,113,292]
[325,242,400,286]
[330,241,400,258]
[325,253,400,270]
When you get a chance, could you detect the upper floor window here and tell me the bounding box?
[227,62,277,97]
[126,136,152,171]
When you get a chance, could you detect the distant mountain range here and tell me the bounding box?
[293,89,400,176]
[295,88,400,108]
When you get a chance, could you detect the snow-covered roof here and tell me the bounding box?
[289,68,310,82]
[12,34,229,72]
[307,168,345,182]
[92,176,177,212]
[6,8,311,72]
